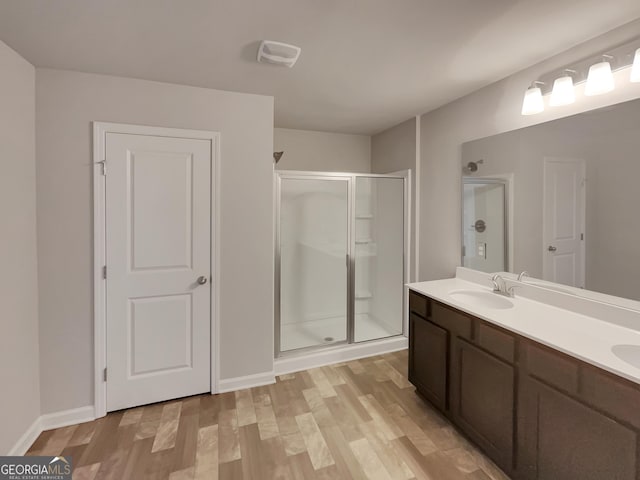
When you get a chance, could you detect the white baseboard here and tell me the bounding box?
[7,406,95,456]
[217,371,275,393]
[7,417,43,456]
[40,406,95,431]
[274,335,408,376]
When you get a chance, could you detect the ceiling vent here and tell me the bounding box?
[257,41,301,68]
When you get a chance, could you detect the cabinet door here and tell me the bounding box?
[409,313,448,412]
[451,339,515,472]
[518,377,638,480]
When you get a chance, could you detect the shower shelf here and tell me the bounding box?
[355,238,374,244]
[355,291,373,300]
[356,213,374,219]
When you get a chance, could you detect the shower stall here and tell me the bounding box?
[275,171,408,357]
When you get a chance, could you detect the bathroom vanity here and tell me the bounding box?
[408,272,640,480]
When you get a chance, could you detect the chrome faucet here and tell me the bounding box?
[517,271,530,282]
[491,274,506,293]
[491,273,517,298]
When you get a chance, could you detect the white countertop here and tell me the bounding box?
[407,277,640,386]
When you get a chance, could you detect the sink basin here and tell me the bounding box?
[448,289,514,310]
[611,345,640,369]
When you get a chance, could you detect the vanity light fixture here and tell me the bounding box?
[520,36,640,116]
[521,82,545,116]
[549,71,576,106]
[585,56,615,96]
[631,48,640,83]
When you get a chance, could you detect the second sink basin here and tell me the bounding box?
[611,344,640,369]
[448,289,514,310]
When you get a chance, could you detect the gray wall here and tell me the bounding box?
[371,118,417,281]
[419,19,640,281]
[0,41,40,454]
[274,128,371,172]
[36,69,274,414]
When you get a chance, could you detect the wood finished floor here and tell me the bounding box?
[27,350,510,480]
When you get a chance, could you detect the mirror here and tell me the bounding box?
[462,97,640,304]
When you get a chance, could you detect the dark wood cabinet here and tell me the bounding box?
[409,313,448,411]
[518,376,637,480]
[408,289,640,480]
[451,338,515,472]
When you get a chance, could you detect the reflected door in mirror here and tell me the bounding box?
[542,158,585,288]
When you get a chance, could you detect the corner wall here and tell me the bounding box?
[371,117,417,281]
[36,69,274,414]
[0,40,40,454]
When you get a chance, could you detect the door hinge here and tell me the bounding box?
[103,367,107,382]
[98,160,106,175]
[102,265,107,279]
[581,233,584,240]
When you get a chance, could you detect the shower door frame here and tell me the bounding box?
[274,170,409,358]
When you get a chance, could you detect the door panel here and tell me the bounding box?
[353,176,404,342]
[106,132,212,411]
[519,378,637,480]
[452,339,515,472]
[130,294,192,375]
[130,150,194,270]
[278,177,349,352]
[409,313,448,412]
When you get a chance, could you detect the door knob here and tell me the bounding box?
[197,276,208,285]
[548,246,557,252]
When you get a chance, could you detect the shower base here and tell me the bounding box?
[280,313,399,352]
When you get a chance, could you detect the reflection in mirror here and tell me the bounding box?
[462,179,507,273]
[462,98,640,303]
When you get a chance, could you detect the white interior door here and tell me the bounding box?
[105,132,212,411]
[543,158,585,288]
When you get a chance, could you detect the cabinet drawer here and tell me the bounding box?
[409,290,428,318]
[581,367,640,430]
[431,302,472,339]
[476,321,515,364]
[525,343,578,394]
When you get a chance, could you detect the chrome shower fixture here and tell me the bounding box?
[465,159,484,173]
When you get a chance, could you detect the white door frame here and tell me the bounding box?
[93,122,221,418]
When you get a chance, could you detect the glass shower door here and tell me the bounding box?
[278,176,350,353]
[353,177,404,342]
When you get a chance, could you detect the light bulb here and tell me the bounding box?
[631,48,640,83]
[585,61,615,96]
[549,76,575,106]
[521,86,544,115]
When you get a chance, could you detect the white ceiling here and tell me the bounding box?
[1,0,639,134]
